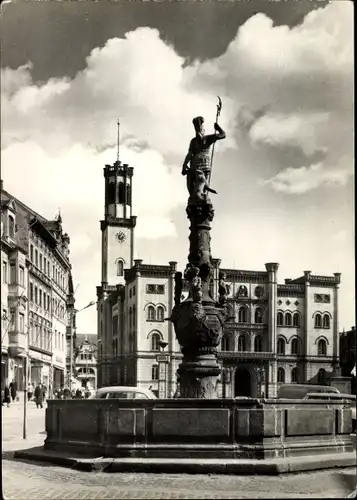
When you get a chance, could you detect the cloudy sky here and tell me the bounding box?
[1,0,354,333]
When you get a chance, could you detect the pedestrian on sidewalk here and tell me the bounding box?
[34,383,44,409]
[9,379,17,403]
[27,382,34,402]
[3,384,11,407]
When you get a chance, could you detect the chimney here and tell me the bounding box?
[0,179,3,191]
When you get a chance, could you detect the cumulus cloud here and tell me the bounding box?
[1,1,354,329]
[261,162,351,195]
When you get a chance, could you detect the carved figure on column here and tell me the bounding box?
[218,271,230,306]
[174,271,183,307]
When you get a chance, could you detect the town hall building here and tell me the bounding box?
[96,160,341,398]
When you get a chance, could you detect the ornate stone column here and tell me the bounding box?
[170,197,228,398]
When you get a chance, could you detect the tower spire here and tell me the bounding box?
[116,119,120,161]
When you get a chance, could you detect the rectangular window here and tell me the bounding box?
[39,290,42,307]
[34,287,38,304]
[41,326,44,349]
[30,283,33,301]
[39,254,42,271]
[2,261,7,283]
[30,244,34,261]
[146,284,165,294]
[19,266,24,287]
[48,261,50,276]
[2,309,7,332]
[10,309,15,331]
[10,263,16,284]
[35,250,38,267]
[19,313,24,333]
[43,257,46,275]
[29,321,33,345]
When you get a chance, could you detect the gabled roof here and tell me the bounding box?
[75,333,97,348]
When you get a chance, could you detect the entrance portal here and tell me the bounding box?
[234,368,251,397]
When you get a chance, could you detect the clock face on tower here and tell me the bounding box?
[116,231,126,243]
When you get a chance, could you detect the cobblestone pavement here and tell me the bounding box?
[3,459,356,499]
[2,405,356,499]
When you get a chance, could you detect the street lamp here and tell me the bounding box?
[157,341,169,399]
[69,301,95,392]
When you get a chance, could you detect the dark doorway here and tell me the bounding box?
[234,368,251,397]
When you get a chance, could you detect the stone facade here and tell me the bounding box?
[73,333,98,391]
[96,163,341,398]
[1,180,71,395]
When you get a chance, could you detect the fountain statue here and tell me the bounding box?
[170,108,229,398]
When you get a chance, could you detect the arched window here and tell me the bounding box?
[277,338,286,355]
[314,313,322,328]
[293,313,300,328]
[152,364,159,380]
[238,307,248,323]
[147,306,155,321]
[285,312,292,327]
[291,338,299,355]
[117,260,124,277]
[254,308,263,324]
[156,306,165,322]
[118,182,125,204]
[318,339,327,356]
[8,215,15,238]
[108,182,115,204]
[254,335,262,352]
[318,368,327,385]
[221,336,229,351]
[238,335,246,352]
[277,312,284,326]
[237,286,248,298]
[323,314,330,329]
[277,368,285,383]
[291,367,298,383]
[126,185,131,205]
[151,332,160,351]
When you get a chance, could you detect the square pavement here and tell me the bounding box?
[2,403,356,499]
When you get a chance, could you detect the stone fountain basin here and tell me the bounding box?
[42,398,355,462]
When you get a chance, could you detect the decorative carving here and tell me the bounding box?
[237,285,248,298]
[218,271,230,306]
[146,284,165,294]
[174,272,183,307]
[314,293,330,303]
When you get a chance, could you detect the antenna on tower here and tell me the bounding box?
[116,119,120,161]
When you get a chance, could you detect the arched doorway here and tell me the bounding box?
[234,367,251,397]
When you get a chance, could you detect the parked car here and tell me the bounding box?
[303,392,356,431]
[277,383,340,399]
[90,386,157,400]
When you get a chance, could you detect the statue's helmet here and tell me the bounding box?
[192,116,204,134]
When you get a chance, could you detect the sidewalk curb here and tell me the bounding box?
[13,448,357,475]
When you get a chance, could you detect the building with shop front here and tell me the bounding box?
[96,160,341,398]
[1,180,72,395]
[73,333,98,391]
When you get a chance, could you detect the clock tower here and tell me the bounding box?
[100,160,136,286]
